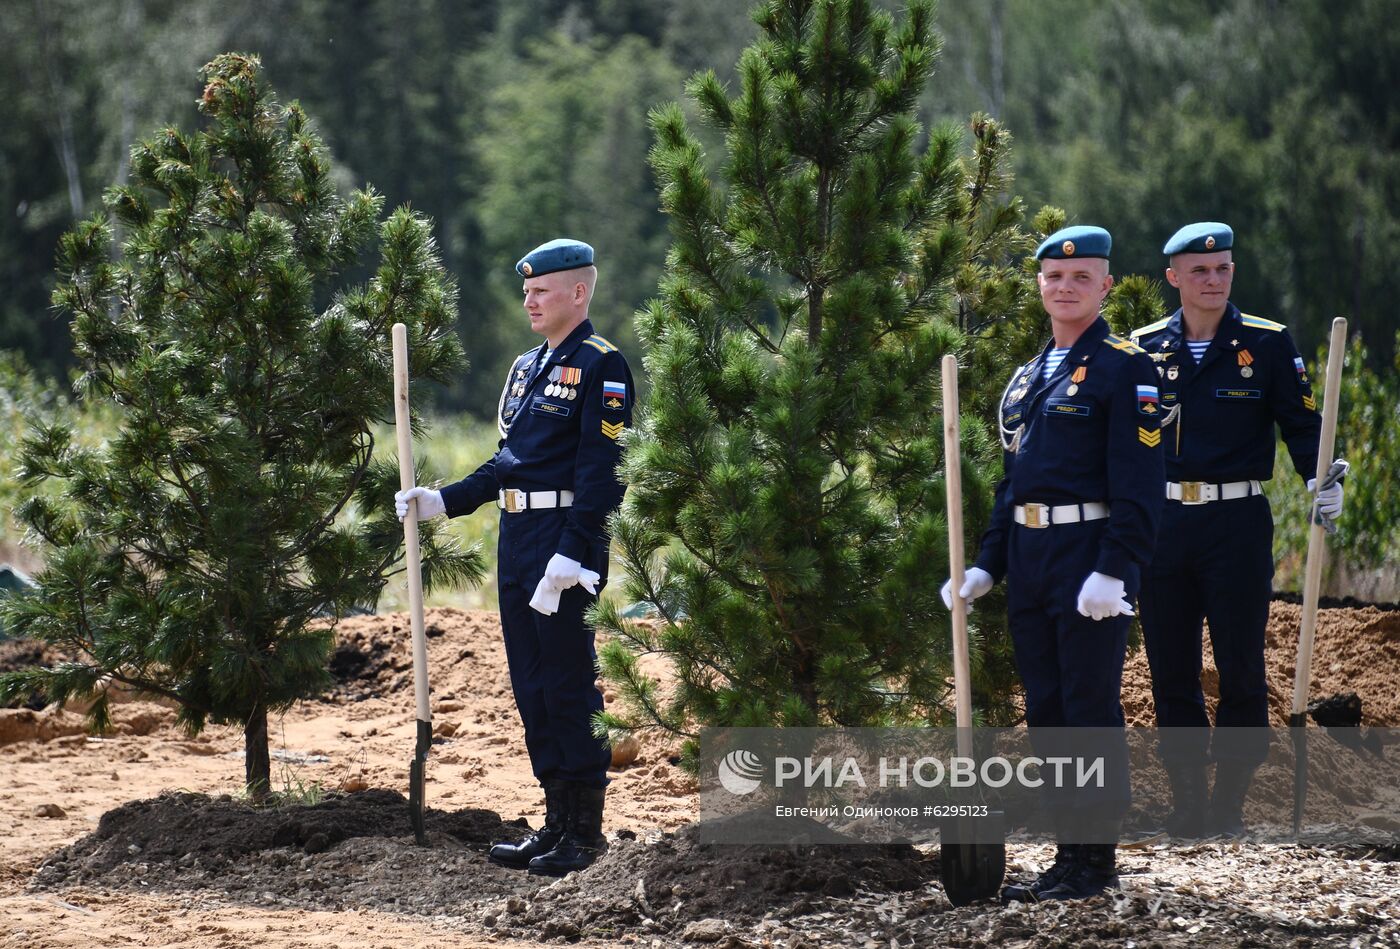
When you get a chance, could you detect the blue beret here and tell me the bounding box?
[1163,222,1233,255]
[516,238,594,278]
[1035,225,1112,261]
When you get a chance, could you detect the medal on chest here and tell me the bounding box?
[545,365,582,400]
[1066,365,1087,396]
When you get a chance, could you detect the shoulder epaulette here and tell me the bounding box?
[1130,318,1171,340]
[1239,313,1285,332]
[581,334,618,354]
[1104,333,1145,354]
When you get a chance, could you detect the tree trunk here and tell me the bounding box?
[244,704,271,801]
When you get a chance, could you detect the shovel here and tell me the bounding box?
[939,354,1006,906]
[392,322,433,846]
[1289,317,1347,838]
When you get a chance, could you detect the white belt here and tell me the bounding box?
[1166,480,1262,504]
[497,489,574,513]
[1014,502,1109,529]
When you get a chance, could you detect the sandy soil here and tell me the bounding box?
[2,603,1397,948]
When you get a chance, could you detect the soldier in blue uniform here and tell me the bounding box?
[1130,222,1344,837]
[396,238,634,875]
[943,225,1164,901]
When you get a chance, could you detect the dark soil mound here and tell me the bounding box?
[498,821,937,943]
[35,789,519,886]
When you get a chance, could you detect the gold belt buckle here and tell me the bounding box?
[504,489,525,513]
[1180,481,1204,504]
[1024,503,1046,528]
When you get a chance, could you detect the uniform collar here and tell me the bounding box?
[542,318,596,368]
[1028,316,1109,397]
[1159,301,1242,352]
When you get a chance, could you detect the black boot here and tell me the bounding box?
[1039,842,1119,900]
[1163,763,1208,839]
[1000,842,1078,903]
[528,784,608,876]
[489,779,569,869]
[1208,761,1254,838]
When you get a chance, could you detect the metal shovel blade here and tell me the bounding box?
[1290,712,1307,837]
[940,810,1007,907]
[410,718,431,845]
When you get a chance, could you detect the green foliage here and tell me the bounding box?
[1268,334,1400,592]
[0,55,483,797]
[596,0,1040,758]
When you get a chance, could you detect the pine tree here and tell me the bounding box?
[0,54,481,798]
[593,0,1038,759]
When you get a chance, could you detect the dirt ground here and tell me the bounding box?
[2,603,1398,948]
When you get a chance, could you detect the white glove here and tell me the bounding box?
[1076,572,1134,621]
[541,554,601,596]
[530,555,602,616]
[941,567,994,610]
[395,486,445,521]
[530,575,563,615]
[1307,478,1344,520]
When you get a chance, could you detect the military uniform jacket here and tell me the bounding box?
[1129,303,1320,484]
[974,317,1165,583]
[440,319,634,564]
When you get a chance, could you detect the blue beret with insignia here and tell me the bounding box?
[1163,222,1233,255]
[516,238,595,278]
[1035,225,1112,261]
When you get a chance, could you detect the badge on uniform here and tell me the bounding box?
[1294,356,1309,384]
[1237,349,1254,378]
[1137,384,1159,415]
[1067,366,1086,395]
[546,366,582,400]
[1138,426,1161,447]
[1167,365,1179,381]
[603,380,627,409]
[601,419,624,440]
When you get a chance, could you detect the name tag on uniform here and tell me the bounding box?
[531,399,572,418]
[1003,410,1022,425]
[1044,399,1092,417]
[1215,388,1261,400]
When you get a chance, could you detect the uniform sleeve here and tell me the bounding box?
[1270,329,1322,484]
[439,364,514,517]
[972,449,1015,583]
[1095,353,1164,580]
[439,453,500,517]
[556,348,634,563]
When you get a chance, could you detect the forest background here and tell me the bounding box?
[2,0,1397,601]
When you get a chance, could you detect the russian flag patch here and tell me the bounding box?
[603,380,627,409]
[1137,384,1159,416]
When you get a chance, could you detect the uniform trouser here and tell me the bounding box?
[1006,519,1133,821]
[496,507,612,788]
[1138,493,1273,769]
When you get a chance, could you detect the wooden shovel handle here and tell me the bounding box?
[392,323,431,724]
[1290,317,1347,718]
[942,355,974,754]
